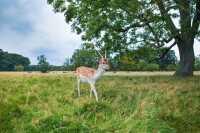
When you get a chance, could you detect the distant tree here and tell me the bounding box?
[167,64,177,71]
[135,46,157,62]
[138,60,149,71]
[114,47,177,71]
[0,49,30,71]
[48,65,62,71]
[63,58,73,71]
[14,65,24,71]
[0,51,12,71]
[119,55,137,71]
[194,55,200,71]
[70,47,98,69]
[37,55,49,73]
[28,65,38,71]
[109,57,119,71]
[148,63,159,71]
[10,53,30,70]
[157,50,178,71]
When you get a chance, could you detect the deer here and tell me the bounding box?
[76,50,109,102]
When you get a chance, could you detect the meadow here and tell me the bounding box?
[0,72,199,133]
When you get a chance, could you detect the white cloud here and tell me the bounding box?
[2,7,16,16]
[194,40,200,56]
[0,0,82,65]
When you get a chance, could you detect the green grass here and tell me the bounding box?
[0,72,199,133]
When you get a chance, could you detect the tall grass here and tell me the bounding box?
[0,72,199,132]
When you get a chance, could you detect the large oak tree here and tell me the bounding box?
[48,0,200,76]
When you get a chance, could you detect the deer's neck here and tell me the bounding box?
[93,66,105,80]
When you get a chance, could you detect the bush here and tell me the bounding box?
[167,64,177,71]
[138,60,159,71]
[194,56,200,71]
[147,63,159,71]
[138,60,148,71]
[14,65,24,71]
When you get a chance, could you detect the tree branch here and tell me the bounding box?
[156,0,179,35]
[150,41,177,61]
[179,1,191,36]
[119,5,132,16]
[192,0,200,37]
[141,16,161,46]
[166,5,178,12]
[160,32,181,44]
[105,22,147,32]
[142,13,180,47]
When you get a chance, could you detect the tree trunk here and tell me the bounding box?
[174,39,195,76]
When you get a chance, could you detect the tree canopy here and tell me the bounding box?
[0,49,30,71]
[48,0,200,76]
[37,55,50,73]
[70,46,99,70]
[66,46,178,71]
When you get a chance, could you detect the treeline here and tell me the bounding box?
[62,47,177,71]
[1,48,200,72]
[0,49,30,71]
[0,50,63,72]
[62,46,200,72]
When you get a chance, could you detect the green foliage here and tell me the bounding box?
[108,57,119,71]
[70,47,99,70]
[167,64,177,71]
[48,0,200,76]
[68,46,178,71]
[157,50,178,70]
[147,63,159,71]
[138,60,149,71]
[28,65,38,71]
[0,49,30,71]
[137,60,159,71]
[119,55,136,71]
[136,46,158,62]
[14,65,24,71]
[0,72,200,132]
[37,55,49,73]
[47,0,200,48]
[194,55,200,71]
[63,58,74,71]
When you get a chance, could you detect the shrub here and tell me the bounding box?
[138,60,148,71]
[167,64,177,71]
[14,65,24,71]
[147,63,159,71]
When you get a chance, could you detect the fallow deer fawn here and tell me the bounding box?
[76,51,109,102]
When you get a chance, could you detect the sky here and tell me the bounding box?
[0,0,82,65]
[0,0,200,66]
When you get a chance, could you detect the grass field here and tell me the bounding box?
[0,72,200,132]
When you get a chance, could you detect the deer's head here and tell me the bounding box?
[97,50,109,69]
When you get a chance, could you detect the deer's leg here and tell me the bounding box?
[77,79,81,97]
[91,84,98,102]
[90,87,93,98]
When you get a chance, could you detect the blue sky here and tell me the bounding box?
[0,0,82,65]
[0,0,199,65]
